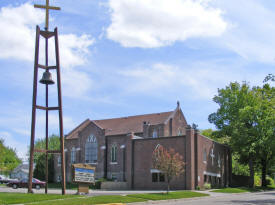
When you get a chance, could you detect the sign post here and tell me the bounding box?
[72,164,95,194]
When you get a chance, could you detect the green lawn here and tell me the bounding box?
[0,191,209,205]
[127,191,209,201]
[27,195,146,205]
[211,187,250,193]
[0,193,81,205]
[211,186,275,193]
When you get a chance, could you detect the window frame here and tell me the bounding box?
[85,135,98,163]
[203,148,207,164]
[71,147,76,164]
[111,145,117,163]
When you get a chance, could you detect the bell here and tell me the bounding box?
[40,70,54,85]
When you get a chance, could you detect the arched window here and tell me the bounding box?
[85,135,97,163]
[111,145,117,162]
[71,147,76,164]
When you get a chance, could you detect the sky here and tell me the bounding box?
[0,0,274,160]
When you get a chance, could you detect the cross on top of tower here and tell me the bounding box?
[34,0,61,30]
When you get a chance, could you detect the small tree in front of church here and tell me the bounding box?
[152,145,185,194]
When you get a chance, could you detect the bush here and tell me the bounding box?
[203,183,211,190]
[195,186,200,190]
[266,176,275,186]
[254,174,261,187]
[89,178,108,189]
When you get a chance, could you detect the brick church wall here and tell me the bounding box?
[132,136,186,190]
[106,135,127,181]
[196,133,230,188]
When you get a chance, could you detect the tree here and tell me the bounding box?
[152,145,185,193]
[250,83,275,186]
[0,138,21,175]
[209,78,275,187]
[33,135,60,182]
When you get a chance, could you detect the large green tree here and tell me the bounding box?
[208,78,275,187]
[33,135,60,182]
[0,139,21,175]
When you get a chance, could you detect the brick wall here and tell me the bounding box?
[196,133,230,188]
[132,136,186,190]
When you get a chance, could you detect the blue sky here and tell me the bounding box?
[0,0,274,160]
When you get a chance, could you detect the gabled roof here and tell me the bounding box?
[66,119,91,139]
[93,111,173,136]
[66,111,173,139]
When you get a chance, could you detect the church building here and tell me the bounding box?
[54,102,232,190]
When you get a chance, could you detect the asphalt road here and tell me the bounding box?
[131,190,275,205]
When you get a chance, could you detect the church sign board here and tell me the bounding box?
[72,164,95,194]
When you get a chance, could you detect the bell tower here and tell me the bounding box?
[28,0,66,195]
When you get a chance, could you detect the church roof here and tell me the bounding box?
[93,111,173,136]
[66,111,173,139]
[65,119,91,140]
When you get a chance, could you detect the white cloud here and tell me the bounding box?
[0,3,43,61]
[0,3,94,98]
[212,0,275,63]
[119,62,264,100]
[107,0,227,48]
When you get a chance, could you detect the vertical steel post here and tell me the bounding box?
[54,27,66,195]
[45,27,49,194]
[28,26,40,194]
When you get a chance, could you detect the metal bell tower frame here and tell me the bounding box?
[28,0,66,195]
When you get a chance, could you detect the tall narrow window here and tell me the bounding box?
[71,147,76,164]
[203,149,207,163]
[152,129,158,138]
[85,135,97,163]
[111,145,117,162]
[169,118,173,136]
[218,154,221,167]
[57,156,61,166]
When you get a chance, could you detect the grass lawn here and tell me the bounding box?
[0,191,209,205]
[0,193,81,205]
[127,191,209,201]
[211,186,275,193]
[27,195,146,205]
[211,187,250,193]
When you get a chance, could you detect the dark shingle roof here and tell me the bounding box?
[66,119,91,139]
[93,111,173,136]
[66,111,173,139]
